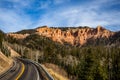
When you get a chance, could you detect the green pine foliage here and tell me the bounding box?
[0,30,4,48]
[0,30,10,57]
[0,43,10,57]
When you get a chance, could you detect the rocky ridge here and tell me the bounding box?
[36,26,115,45]
[7,26,115,46]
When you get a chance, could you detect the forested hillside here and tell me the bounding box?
[6,32,120,80]
[0,30,12,74]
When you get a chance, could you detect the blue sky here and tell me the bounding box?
[0,0,120,32]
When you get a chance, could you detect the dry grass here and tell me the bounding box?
[7,46,20,57]
[42,63,69,80]
[0,51,13,74]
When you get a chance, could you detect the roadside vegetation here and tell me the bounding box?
[0,30,10,57]
[0,30,12,74]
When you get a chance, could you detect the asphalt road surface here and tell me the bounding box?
[0,58,49,80]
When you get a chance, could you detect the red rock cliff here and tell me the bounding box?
[36,26,115,45]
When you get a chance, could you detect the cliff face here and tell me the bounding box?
[7,26,115,46]
[36,26,115,46]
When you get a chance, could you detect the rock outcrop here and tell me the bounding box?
[36,26,115,45]
[7,26,115,46]
[7,33,29,39]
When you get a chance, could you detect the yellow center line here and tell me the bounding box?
[15,62,25,80]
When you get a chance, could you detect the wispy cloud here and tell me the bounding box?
[36,0,120,30]
[0,0,34,32]
[38,0,51,9]
[0,0,120,32]
[0,8,32,32]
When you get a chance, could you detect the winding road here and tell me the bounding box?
[0,58,54,80]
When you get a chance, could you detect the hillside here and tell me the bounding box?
[5,26,120,80]
[7,26,118,47]
[0,31,12,74]
[0,51,12,74]
[0,30,20,75]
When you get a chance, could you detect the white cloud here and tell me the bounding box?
[37,0,51,10]
[37,0,71,9]
[6,0,33,7]
[35,0,120,29]
[0,0,120,32]
[0,0,35,32]
[0,9,33,32]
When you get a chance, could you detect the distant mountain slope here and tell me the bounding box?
[7,26,119,46]
[16,29,36,34]
[4,26,120,80]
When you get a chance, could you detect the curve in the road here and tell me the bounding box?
[0,58,54,80]
[0,60,23,80]
[18,59,40,80]
[15,62,25,80]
